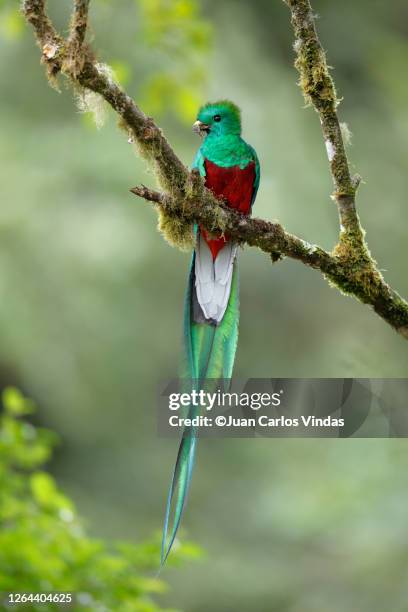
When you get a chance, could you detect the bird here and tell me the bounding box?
[161,100,260,564]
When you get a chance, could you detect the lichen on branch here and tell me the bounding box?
[21,0,408,339]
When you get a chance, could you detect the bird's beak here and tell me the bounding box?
[193,120,210,136]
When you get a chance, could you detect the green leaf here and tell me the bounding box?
[30,471,73,512]
[2,387,35,416]
[0,389,202,605]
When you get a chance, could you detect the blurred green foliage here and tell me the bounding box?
[138,0,211,120]
[0,1,24,40]
[0,0,210,124]
[0,388,201,611]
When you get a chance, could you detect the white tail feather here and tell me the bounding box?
[194,233,237,323]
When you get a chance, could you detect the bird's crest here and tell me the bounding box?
[198,99,241,125]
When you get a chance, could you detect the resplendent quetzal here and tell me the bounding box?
[161,100,260,564]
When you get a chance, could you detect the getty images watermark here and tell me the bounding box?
[168,388,283,411]
[166,387,344,430]
[157,379,408,438]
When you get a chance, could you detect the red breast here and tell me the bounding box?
[200,159,256,260]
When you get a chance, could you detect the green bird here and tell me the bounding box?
[161,100,260,564]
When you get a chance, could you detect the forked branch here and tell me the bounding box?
[22,0,408,339]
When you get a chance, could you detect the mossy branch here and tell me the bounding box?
[284,0,366,255]
[66,0,90,76]
[129,184,335,269]
[22,0,408,339]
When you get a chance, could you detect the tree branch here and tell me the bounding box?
[285,0,366,254]
[23,0,64,81]
[65,0,90,76]
[21,0,408,339]
[130,184,336,270]
[69,0,90,50]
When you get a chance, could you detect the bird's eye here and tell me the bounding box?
[213,115,221,122]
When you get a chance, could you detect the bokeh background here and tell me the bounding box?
[1,0,408,609]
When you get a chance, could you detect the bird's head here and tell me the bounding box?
[193,100,241,138]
